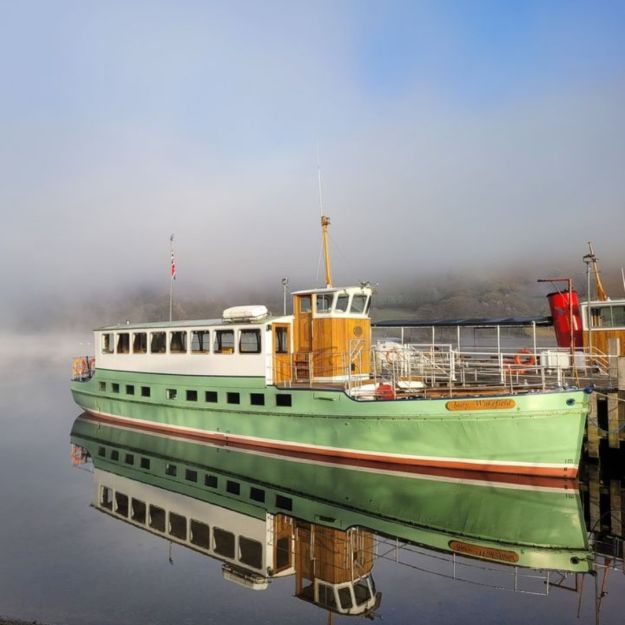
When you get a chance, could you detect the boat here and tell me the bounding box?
[69,415,593,616]
[70,216,589,479]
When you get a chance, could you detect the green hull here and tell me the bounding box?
[71,368,589,477]
[70,416,591,572]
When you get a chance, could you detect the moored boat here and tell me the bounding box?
[70,217,589,478]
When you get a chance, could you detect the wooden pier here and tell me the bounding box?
[586,357,625,458]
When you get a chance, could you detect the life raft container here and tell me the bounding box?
[375,383,396,400]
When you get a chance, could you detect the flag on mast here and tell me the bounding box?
[170,234,176,280]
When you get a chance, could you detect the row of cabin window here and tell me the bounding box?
[98,381,292,407]
[101,328,264,356]
[99,486,264,568]
[97,446,292,512]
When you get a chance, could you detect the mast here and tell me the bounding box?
[584,241,609,301]
[321,215,333,288]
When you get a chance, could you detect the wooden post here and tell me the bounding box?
[587,394,600,459]
[609,480,623,538]
[608,392,620,449]
[619,357,625,447]
[588,464,602,531]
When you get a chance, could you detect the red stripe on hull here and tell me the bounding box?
[80,410,578,483]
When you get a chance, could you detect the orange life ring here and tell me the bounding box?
[513,349,536,374]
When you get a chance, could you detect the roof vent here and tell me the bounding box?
[222,305,269,323]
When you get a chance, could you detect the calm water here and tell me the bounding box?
[0,347,623,625]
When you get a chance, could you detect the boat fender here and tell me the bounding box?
[375,383,396,401]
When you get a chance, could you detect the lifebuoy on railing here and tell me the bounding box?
[512,348,536,374]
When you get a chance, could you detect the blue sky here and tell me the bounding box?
[1,1,624,308]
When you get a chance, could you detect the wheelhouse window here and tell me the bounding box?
[335,294,349,313]
[590,305,625,329]
[116,333,130,354]
[214,330,235,354]
[351,294,369,314]
[298,295,312,313]
[316,293,333,314]
[240,329,261,354]
[169,331,187,353]
[191,330,211,353]
[190,520,210,549]
[150,332,166,354]
[239,537,263,569]
[101,333,114,354]
[132,332,147,353]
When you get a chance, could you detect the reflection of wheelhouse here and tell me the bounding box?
[294,523,378,616]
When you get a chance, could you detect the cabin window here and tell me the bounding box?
[112,383,120,393]
[169,513,187,540]
[226,480,240,495]
[165,463,177,476]
[97,446,106,457]
[115,492,129,517]
[132,332,147,354]
[299,295,312,313]
[190,520,210,549]
[276,394,292,407]
[100,486,113,510]
[205,391,218,403]
[214,330,235,354]
[275,327,288,354]
[227,392,240,404]
[170,331,187,353]
[110,450,119,461]
[126,384,134,395]
[124,453,134,465]
[590,305,625,329]
[101,333,114,354]
[141,386,150,397]
[186,390,197,401]
[250,487,265,502]
[149,505,166,532]
[316,293,333,313]
[239,537,263,569]
[335,294,349,313]
[191,330,211,353]
[351,294,368,314]
[275,494,292,511]
[116,333,130,354]
[338,587,354,610]
[99,381,106,392]
[140,457,150,469]
[213,528,235,558]
[131,499,147,524]
[250,393,265,406]
[150,332,166,354]
[166,389,177,400]
[240,329,261,354]
[185,469,197,482]
[205,474,218,488]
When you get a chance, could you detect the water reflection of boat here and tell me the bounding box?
[70,413,593,617]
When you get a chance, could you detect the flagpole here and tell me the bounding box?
[169,234,175,322]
